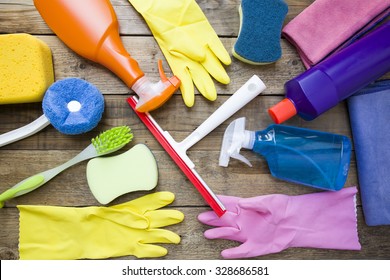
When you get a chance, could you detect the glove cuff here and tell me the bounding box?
[288,187,361,250]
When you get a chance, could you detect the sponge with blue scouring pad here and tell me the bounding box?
[42,78,105,135]
[233,0,288,65]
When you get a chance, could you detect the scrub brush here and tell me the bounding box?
[0,126,133,208]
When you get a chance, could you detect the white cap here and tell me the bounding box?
[219,117,255,167]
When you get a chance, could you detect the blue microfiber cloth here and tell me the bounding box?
[347,79,390,226]
[233,0,288,65]
[42,78,105,135]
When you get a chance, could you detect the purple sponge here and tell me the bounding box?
[42,78,104,135]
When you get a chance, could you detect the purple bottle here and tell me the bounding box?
[269,21,390,123]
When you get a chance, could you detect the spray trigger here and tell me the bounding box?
[157,59,168,82]
[132,60,180,112]
[219,117,254,167]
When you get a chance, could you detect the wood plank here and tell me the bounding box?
[0,34,385,96]
[0,95,353,149]
[4,36,304,96]
[0,0,314,36]
[1,206,389,260]
[0,147,359,207]
[1,0,390,261]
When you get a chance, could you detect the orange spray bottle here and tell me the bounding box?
[34,0,180,112]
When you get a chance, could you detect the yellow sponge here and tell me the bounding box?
[0,33,54,104]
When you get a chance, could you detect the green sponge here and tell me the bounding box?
[233,0,288,65]
[0,33,54,104]
[86,144,158,204]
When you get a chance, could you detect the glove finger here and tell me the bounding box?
[189,63,217,101]
[166,52,196,107]
[204,227,243,242]
[198,211,238,227]
[217,195,241,212]
[170,39,206,62]
[111,192,175,214]
[238,194,289,214]
[140,228,181,244]
[202,49,230,85]
[93,208,149,229]
[198,196,243,227]
[133,243,168,258]
[221,242,258,259]
[165,49,216,105]
[145,209,184,228]
[237,197,269,213]
[198,210,218,224]
[176,66,196,107]
[208,35,232,66]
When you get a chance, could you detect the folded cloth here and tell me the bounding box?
[282,0,390,68]
[348,80,390,226]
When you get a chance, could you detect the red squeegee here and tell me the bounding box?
[127,75,266,216]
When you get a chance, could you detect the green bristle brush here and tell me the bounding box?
[0,126,133,208]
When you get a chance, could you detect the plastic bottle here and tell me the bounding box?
[268,21,390,123]
[219,118,351,191]
[34,0,180,112]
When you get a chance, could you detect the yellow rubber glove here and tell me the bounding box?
[18,192,184,259]
[128,0,231,107]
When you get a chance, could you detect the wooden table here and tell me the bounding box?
[1,0,389,260]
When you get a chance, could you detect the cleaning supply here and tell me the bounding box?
[219,117,351,191]
[0,33,54,104]
[18,192,184,259]
[348,80,390,226]
[34,0,180,112]
[0,78,105,148]
[43,78,105,134]
[198,187,361,259]
[268,21,390,124]
[232,0,288,64]
[282,0,390,68]
[0,126,132,208]
[128,75,266,216]
[128,0,231,107]
[86,144,158,204]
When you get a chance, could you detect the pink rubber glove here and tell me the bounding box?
[198,187,361,258]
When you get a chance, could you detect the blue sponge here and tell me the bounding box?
[42,78,105,135]
[233,0,288,64]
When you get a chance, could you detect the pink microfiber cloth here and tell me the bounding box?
[282,0,390,68]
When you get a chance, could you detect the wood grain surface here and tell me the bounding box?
[0,0,389,260]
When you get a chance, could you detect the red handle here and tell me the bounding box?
[127,96,226,217]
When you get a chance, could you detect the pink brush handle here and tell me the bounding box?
[127,96,226,217]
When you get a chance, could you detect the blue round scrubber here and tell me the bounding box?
[233,0,288,65]
[42,78,104,135]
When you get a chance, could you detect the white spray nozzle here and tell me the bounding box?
[131,60,180,112]
[219,117,254,167]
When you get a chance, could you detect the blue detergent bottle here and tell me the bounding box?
[219,117,351,190]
